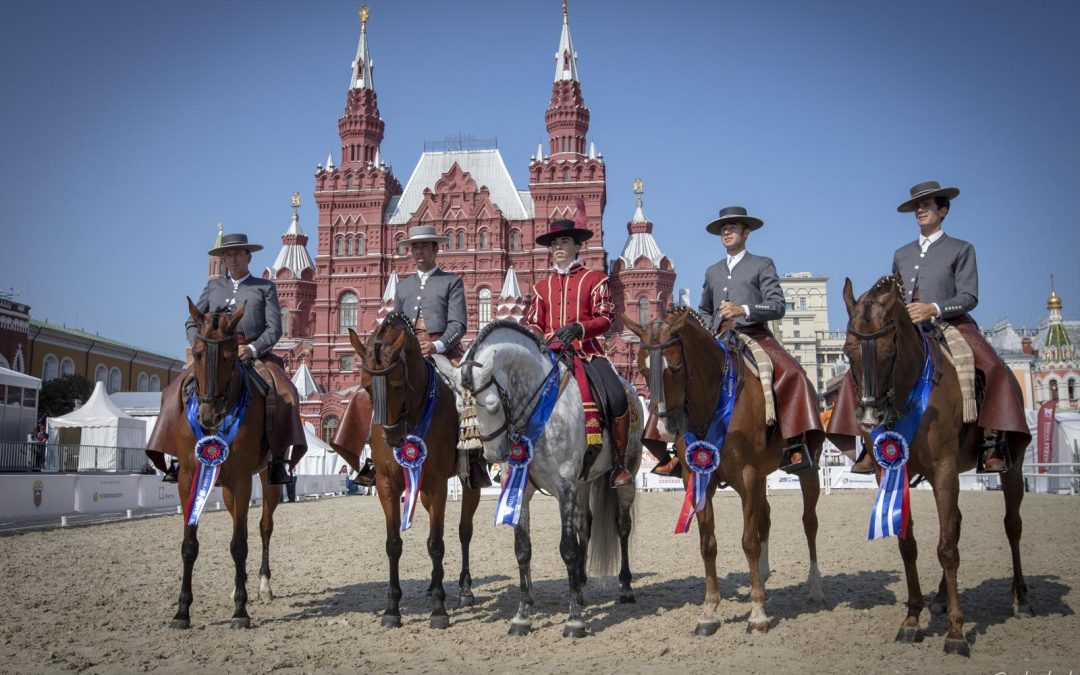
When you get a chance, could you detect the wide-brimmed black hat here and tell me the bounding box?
[897,180,960,213]
[705,206,764,235]
[209,233,263,256]
[537,196,593,246]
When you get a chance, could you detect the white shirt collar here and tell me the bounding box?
[553,259,582,276]
[726,250,747,270]
[229,273,250,287]
[919,230,944,249]
[417,266,439,284]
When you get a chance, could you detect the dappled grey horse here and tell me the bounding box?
[451,320,642,637]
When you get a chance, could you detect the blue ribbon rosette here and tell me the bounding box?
[494,435,534,527]
[184,376,248,526]
[394,435,428,530]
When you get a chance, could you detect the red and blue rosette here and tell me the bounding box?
[393,434,428,531]
[494,435,533,527]
[185,434,230,525]
[675,439,721,533]
[868,429,911,540]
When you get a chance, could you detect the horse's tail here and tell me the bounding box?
[587,479,630,579]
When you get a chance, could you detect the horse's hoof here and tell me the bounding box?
[894,626,924,644]
[381,615,402,629]
[459,593,475,608]
[618,592,636,604]
[943,638,971,657]
[507,621,531,637]
[562,622,587,639]
[746,621,770,635]
[430,614,450,630]
[929,601,947,616]
[230,617,252,630]
[168,618,190,630]
[693,621,720,637]
[1014,602,1035,618]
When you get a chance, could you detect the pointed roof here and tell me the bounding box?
[554,1,579,82]
[536,142,545,161]
[291,362,322,400]
[382,271,399,303]
[616,181,670,269]
[326,152,335,170]
[266,208,314,278]
[350,6,375,90]
[499,267,523,299]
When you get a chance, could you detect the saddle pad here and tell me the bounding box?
[737,334,777,426]
[938,323,978,423]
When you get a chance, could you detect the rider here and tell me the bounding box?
[149,233,305,485]
[525,197,634,487]
[351,224,491,489]
[697,206,824,473]
[833,181,1031,474]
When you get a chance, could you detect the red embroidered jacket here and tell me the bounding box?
[525,261,614,360]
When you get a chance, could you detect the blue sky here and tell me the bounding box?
[2,0,1077,358]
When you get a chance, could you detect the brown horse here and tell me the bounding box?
[841,276,1031,656]
[625,307,824,635]
[347,312,481,629]
[169,299,291,629]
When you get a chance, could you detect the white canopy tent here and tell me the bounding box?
[48,382,147,470]
[294,422,347,476]
[1022,409,1080,494]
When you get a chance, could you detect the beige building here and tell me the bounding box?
[774,272,846,400]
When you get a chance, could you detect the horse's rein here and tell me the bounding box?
[194,331,240,408]
[463,352,571,445]
[846,320,900,413]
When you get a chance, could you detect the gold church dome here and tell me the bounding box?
[1048,289,1063,310]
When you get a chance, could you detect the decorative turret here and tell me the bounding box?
[1044,275,1074,362]
[496,267,526,322]
[207,223,225,279]
[338,4,385,168]
[609,178,676,331]
[263,193,317,340]
[266,192,315,279]
[545,0,589,160]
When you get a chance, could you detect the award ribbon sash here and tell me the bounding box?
[675,339,738,534]
[393,360,438,531]
[867,334,933,540]
[184,375,248,525]
[494,352,561,527]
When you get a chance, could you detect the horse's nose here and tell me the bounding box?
[858,407,884,432]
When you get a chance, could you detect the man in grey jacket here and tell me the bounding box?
[832,181,1030,473]
[695,206,825,473]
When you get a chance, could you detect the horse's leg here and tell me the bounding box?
[616,483,635,604]
[694,485,721,636]
[225,480,254,629]
[930,572,948,615]
[758,477,771,586]
[1001,463,1033,617]
[559,490,587,638]
[457,482,481,607]
[380,485,404,629]
[894,512,926,644]
[740,470,770,633]
[169,523,199,629]
[575,486,591,590]
[258,471,279,601]
[508,501,534,636]
[797,470,825,603]
[422,483,450,629]
[929,473,968,656]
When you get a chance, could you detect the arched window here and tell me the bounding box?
[138,372,149,392]
[510,229,521,252]
[478,288,492,328]
[42,354,59,382]
[339,292,358,334]
[479,229,489,250]
[1050,380,1059,401]
[109,367,122,393]
[94,364,108,385]
[150,375,161,392]
[395,233,407,255]
[281,308,290,336]
[60,358,75,377]
[335,236,344,256]
[322,415,339,442]
[563,168,570,181]
[456,231,465,251]
[346,175,354,190]
[345,236,354,256]
[1069,378,1077,401]
[356,235,365,255]
[638,297,650,325]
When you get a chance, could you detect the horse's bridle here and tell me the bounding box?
[193,330,240,431]
[361,341,414,434]
[459,350,566,446]
[641,334,684,421]
[845,320,899,416]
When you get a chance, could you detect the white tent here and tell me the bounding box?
[1022,409,1080,494]
[48,382,147,470]
[294,421,347,475]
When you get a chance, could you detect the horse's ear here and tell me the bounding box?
[391,326,408,353]
[227,301,246,330]
[842,278,857,315]
[348,328,366,360]
[622,314,645,338]
[669,308,689,331]
[187,297,204,326]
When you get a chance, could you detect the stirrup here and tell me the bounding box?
[976,432,1011,474]
[779,442,814,474]
[355,458,376,487]
[610,465,633,488]
[268,460,292,485]
[650,457,682,478]
[162,461,179,483]
[850,448,877,475]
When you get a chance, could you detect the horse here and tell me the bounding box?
[169,299,291,629]
[624,306,824,636]
[841,276,1031,656]
[346,312,481,629]
[451,319,641,638]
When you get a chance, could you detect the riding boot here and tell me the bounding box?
[850,447,877,474]
[467,447,492,489]
[978,430,1008,474]
[355,457,376,487]
[779,435,814,474]
[162,458,179,483]
[610,410,633,487]
[644,439,681,478]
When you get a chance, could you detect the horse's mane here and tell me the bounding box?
[471,319,548,355]
[377,311,417,338]
[867,275,906,305]
[665,305,710,332]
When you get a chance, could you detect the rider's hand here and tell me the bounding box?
[418,339,437,356]
[718,301,746,319]
[906,302,938,323]
[554,323,583,345]
[238,346,255,362]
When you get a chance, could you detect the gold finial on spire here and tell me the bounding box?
[1049,274,1063,310]
[360,4,369,32]
[291,191,301,208]
[633,177,644,195]
[213,223,223,247]
[563,0,568,24]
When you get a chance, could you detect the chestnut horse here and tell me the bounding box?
[169,300,294,629]
[625,307,824,635]
[347,312,481,629]
[842,276,1031,656]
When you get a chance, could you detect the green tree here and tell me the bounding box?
[38,374,94,419]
